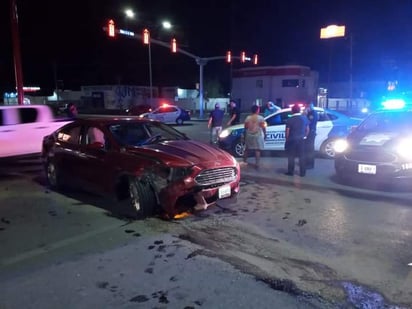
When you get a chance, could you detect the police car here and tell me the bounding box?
[218,106,362,158]
[139,104,191,125]
[334,99,412,181]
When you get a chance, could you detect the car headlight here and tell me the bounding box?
[168,166,194,182]
[334,139,349,153]
[219,129,231,139]
[396,138,412,160]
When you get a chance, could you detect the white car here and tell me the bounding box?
[0,105,73,159]
[140,104,191,125]
[218,107,363,158]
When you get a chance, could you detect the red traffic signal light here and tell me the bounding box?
[108,19,115,37]
[143,28,150,45]
[171,38,177,53]
[240,51,246,63]
[253,54,258,65]
[226,51,232,63]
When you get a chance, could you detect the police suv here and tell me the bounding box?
[218,106,362,158]
[334,99,412,181]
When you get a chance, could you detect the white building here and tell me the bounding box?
[231,65,319,112]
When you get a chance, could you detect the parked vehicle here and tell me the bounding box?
[0,105,73,159]
[218,107,362,158]
[126,104,152,116]
[139,104,191,125]
[41,117,240,219]
[334,99,412,181]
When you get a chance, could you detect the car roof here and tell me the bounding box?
[72,117,157,126]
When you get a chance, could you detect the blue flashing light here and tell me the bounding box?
[381,98,406,110]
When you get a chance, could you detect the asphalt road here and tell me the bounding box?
[0,119,411,308]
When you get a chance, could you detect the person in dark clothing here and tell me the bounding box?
[304,103,318,169]
[66,103,78,119]
[208,103,225,144]
[284,104,309,177]
[227,100,240,126]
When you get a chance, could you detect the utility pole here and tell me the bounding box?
[10,0,24,105]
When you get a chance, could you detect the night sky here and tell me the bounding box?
[1,0,412,96]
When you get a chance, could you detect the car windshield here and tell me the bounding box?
[357,111,412,132]
[108,121,188,146]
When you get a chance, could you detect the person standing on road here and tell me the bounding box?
[243,105,266,169]
[66,103,78,119]
[284,103,309,177]
[208,103,225,144]
[227,100,240,126]
[304,102,318,169]
[264,100,280,117]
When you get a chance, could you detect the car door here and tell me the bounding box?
[76,125,111,194]
[264,110,290,150]
[313,109,333,151]
[52,124,83,183]
[150,108,166,122]
[166,106,180,123]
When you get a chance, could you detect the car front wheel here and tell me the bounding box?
[127,176,158,219]
[45,160,63,190]
[176,117,184,125]
[231,138,245,157]
[320,139,337,158]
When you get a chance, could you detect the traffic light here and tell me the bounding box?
[240,51,246,63]
[171,38,177,53]
[143,28,150,45]
[226,51,232,63]
[108,19,115,37]
[253,54,258,65]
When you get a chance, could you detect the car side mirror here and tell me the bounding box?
[350,125,358,133]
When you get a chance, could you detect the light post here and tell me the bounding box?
[124,9,173,105]
[104,22,256,119]
[320,24,352,108]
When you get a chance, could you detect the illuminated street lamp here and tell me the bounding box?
[320,24,353,107]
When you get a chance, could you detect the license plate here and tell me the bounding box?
[358,164,376,174]
[218,184,231,199]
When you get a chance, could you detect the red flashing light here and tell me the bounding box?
[161,103,170,108]
[108,19,115,37]
[143,29,150,45]
[171,38,177,53]
[240,51,246,63]
[226,51,232,63]
[253,54,258,65]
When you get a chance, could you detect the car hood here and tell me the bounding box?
[350,130,403,147]
[126,140,236,168]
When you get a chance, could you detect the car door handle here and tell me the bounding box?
[35,126,49,129]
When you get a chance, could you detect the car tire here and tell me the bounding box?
[231,138,245,157]
[127,176,158,219]
[320,139,336,158]
[176,117,184,125]
[45,160,63,190]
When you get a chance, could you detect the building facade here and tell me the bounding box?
[231,65,319,112]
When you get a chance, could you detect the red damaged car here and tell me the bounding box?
[41,117,240,218]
